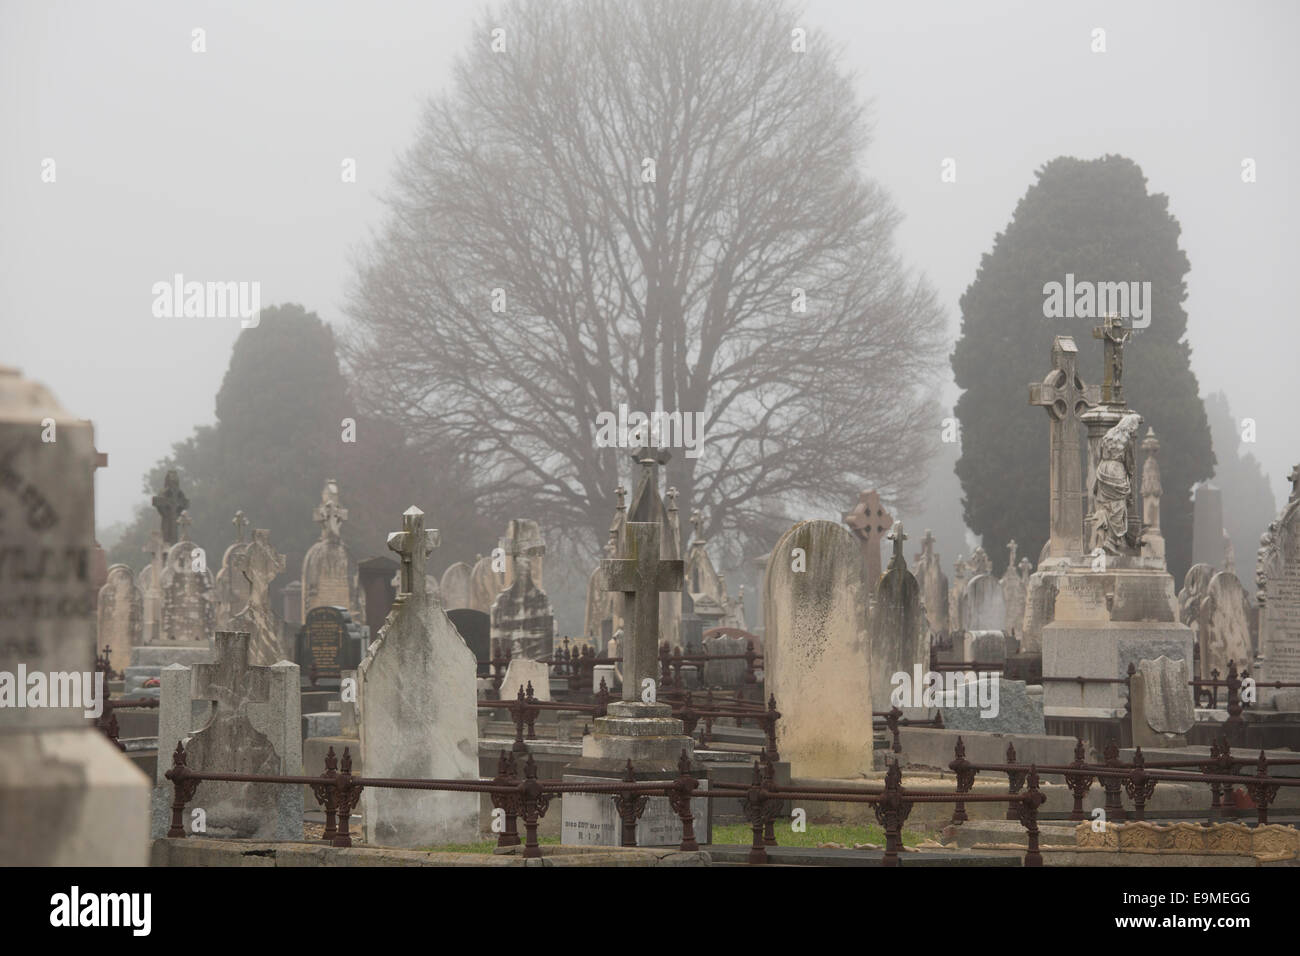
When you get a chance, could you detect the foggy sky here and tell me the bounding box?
[3,0,1295,534]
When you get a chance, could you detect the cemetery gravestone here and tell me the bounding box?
[152,630,301,839]
[0,366,150,864]
[1256,470,1300,709]
[159,512,216,644]
[301,479,353,619]
[447,608,492,676]
[228,528,288,667]
[915,530,949,636]
[213,510,252,627]
[870,524,926,712]
[1199,570,1254,681]
[357,507,478,847]
[1133,656,1195,742]
[440,561,473,610]
[763,519,873,778]
[97,564,143,674]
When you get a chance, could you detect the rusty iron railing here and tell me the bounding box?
[163,742,1046,866]
[873,707,944,754]
[947,735,1300,826]
[94,696,160,751]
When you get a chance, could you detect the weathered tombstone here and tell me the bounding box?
[152,630,301,839]
[843,489,893,590]
[159,511,216,643]
[139,530,166,645]
[439,561,473,610]
[152,469,189,547]
[356,555,398,637]
[948,555,969,633]
[1132,656,1195,746]
[1257,467,1300,710]
[1192,483,1227,571]
[1139,428,1167,565]
[1177,563,1216,630]
[489,525,554,661]
[962,549,1006,631]
[213,510,252,627]
[763,519,872,777]
[446,608,491,676]
[296,605,358,681]
[0,366,150,864]
[227,528,288,667]
[357,507,478,847]
[702,632,746,686]
[499,658,551,701]
[1000,541,1028,635]
[301,479,353,620]
[280,579,303,626]
[1198,570,1254,680]
[1028,337,1091,563]
[97,564,143,674]
[870,524,926,711]
[915,530,949,635]
[939,678,1044,734]
[468,552,504,614]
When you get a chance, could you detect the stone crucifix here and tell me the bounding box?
[314,479,349,541]
[1029,336,1094,560]
[843,490,893,584]
[153,470,189,546]
[387,506,439,603]
[232,510,250,544]
[599,521,684,702]
[1092,314,1135,406]
[885,522,908,572]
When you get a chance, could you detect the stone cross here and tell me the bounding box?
[690,510,704,541]
[387,506,439,600]
[614,485,627,512]
[153,470,189,546]
[176,510,193,543]
[232,510,250,544]
[1289,464,1300,503]
[599,521,684,702]
[313,478,349,541]
[885,522,908,572]
[666,486,679,514]
[1029,336,1093,560]
[1006,539,1018,571]
[192,630,271,727]
[628,446,671,522]
[235,529,286,605]
[1092,314,1135,406]
[843,490,893,584]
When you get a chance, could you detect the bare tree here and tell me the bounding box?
[345,0,945,559]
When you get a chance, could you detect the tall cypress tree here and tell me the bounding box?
[951,155,1213,581]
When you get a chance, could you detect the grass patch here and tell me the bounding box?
[709,822,933,848]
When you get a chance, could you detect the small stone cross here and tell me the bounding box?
[843,490,893,583]
[387,506,439,599]
[232,510,250,544]
[599,521,683,702]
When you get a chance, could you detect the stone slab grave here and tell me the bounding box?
[498,657,551,701]
[938,677,1045,734]
[762,518,873,778]
[489,519,554,661]
[1256,471,1300,710]
[159,511,217,645]
[151,630,301,840]
[914,530,949,635]
[302,479,354,620]
[294,605,366,683]
[564,450,708,847]
[963,629,1016,665]
[440,561,474,611]
[1198,570,1253,682]
[227,528,290,667]
[870,523,926,713]
[1131,656,1195,747]
[357,506,478,848]
[0,366,151,865]
[212,510,252,627]
[446,608,491,677]
[97,563,143,676]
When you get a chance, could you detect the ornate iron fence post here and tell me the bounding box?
[520,754,552,859]
[1004,742,1026,821]
[885,707,902,754]
[612,759,648,848]
[310,745,340,843]
[1101,739,1125,822]
[332,747,364,848]
[742,761,770,865]
[670,750,700,851]
[1017,766,1047,867]
[744,640,758,684]
[1064,738,1094,822]
[874,759,913,867]
[164,741,200,838]
[510,684,528,753]
[764,695,781,763]
[1124,747,1157,821]
[523,682,539,741]
[1247,750,1280,826]
[949,736,974,825]
[490,750,522,848]
[595,678,611,718]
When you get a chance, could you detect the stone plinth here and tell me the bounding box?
[561,701,709,847]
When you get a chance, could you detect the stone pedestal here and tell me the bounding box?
[1041,559,1193,714]
[561,702,709,847]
